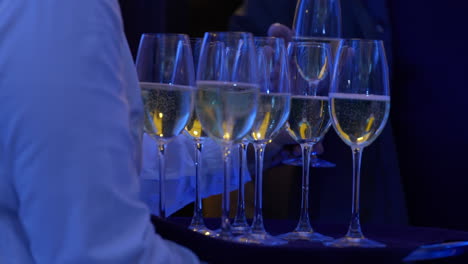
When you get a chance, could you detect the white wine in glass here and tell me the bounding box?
[282,37,342,168]
[287,95,331,143]
[331,93,390,147]
[196,81,259,143]
[285,0,342,168]
[142,83,193,139]
[277,41,333,242]
[325,39,390,248]
[232,37,291,246]
[137,33,195,219]
[195,32,259,240]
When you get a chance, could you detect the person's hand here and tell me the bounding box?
[267,23,293,43]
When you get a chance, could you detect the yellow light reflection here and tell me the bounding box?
[252,112,271,141]
[356,115,375,143]
[365,115,375,132]
[299,121,310,139]
[152,111,164,138]
[318,56,328,80]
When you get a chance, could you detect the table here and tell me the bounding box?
[151,217,468,264]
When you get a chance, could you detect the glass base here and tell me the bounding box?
[282,157,336,168]
[211,228,237,241]
[231,223,251,236]
[232,231,288,246]
[277,230,334,242]
[188,224,217,237]
[324,236,386,248]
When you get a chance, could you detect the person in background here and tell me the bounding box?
[230,0,408,225]
[0,0,201,263]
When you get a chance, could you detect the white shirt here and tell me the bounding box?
[0,0,199,263]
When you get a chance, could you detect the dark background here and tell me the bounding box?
[119,0,468,232]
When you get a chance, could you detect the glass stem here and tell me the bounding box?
[346,147,364,239]
[220,144,232,237]
[190,140,205,227]
[251,142,267,234]
[157,142,166,219]
[295,143,314,232]
[233,142,248,226]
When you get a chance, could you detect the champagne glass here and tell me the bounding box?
[325,39,390,248]
[285,0,342,168]
[185,37,215,236]
[231,139,251,235]
[233,37,290,245]
[195,32,259,240]
[278,41,334,242]
[282,36,342,168]
[136,33,195,219]
[293,0,342,38]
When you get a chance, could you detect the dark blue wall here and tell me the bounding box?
[389,0,468,231]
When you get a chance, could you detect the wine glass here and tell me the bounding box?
[195,32,259,240]
[185,37,215,236]
[233,36,290,245]
[292,0,342,38]
[277,41,334,242]
[136,33,195,219]
[282,37,342,168]
[284,0,342,168]
[231,139,251,235]
[324,39,390,248]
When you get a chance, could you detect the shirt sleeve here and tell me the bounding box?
[0,0,199,263]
